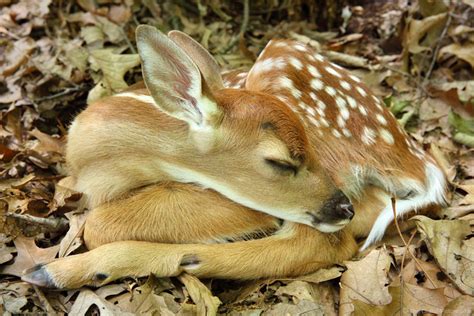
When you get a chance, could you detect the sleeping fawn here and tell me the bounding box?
[22,25,446,289]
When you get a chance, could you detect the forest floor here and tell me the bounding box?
[0,0,473,314]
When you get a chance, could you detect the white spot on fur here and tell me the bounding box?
[311,79,324,90]
[325,86,337,96]
[340,81,351,90]
[335,96,347,108]
[289,57,303,70]
[356,86,367,97]
[252,57,286,74]
[379,128,394,145]
[315,106,325,117]
[309,92,317,101]
[314,54,324,62]
[337,115,346,128]
[349,74,361,82]
[307,64,321,78]
[306,107,316,116]
[342,128,352,137]
[326,66,342,78]
[376,114,387,125]
[279,77,302,99]
[347,96,357,108]
[340,107,350,120]
[320,117,330,127]
[359,105,368,116]
[332,129,342,138]
[294,43,307,52]
[308,116,320,127]
[316,100,326,111]
[361,127,376,145]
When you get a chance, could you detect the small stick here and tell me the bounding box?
[391,198,436,287]
[424,11,453,84]
[33,285,57,315]
[6,213,68,232]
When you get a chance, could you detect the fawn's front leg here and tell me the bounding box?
[23,223,357,289]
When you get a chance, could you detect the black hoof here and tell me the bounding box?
[22,264,57,288]
[180,254,201,268]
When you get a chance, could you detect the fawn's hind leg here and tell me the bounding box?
[22,182,358,289]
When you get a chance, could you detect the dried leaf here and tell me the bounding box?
[443,295,474,314]
[88,49,140,103]
[69,289,133,315]
[406,13,447,54]
[413,216,474,294]
[58,211,88,257]
[440,43,474,68]
[0,237,59,277]
[339,248,392,315]
[179,273,221,315]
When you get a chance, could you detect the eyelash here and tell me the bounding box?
[265,159,298,175]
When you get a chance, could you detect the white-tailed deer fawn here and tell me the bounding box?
[22,25,446,289]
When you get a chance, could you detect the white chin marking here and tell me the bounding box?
[315,223,347,233]
[360,162,446,251]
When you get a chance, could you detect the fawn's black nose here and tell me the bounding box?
[320,190,354,222]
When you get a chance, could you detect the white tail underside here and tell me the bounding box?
[361,162,446,250]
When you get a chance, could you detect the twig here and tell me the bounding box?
[36,86,87,102]
[399,230,416,314]
[390,198,436,287]
[423,11,453,84]
[221,0,250,54]
[120,26,136,54]
[33,285,57,315]
[6,213,68,232]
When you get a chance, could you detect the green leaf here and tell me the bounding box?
[449,110,474,147]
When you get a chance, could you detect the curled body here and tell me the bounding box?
[22,26,446,289]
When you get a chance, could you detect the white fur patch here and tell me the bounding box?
[116,92,156,106]
[361,162,446,250]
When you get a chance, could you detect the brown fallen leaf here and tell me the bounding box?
[58,210,89,258]
[458,184,474,206]
[443,295,474,315]
[112,275,176,315]
[413,216,474,295]
[262,300,324,315]
[339,248,392,315]
[87,49,141,103]
[179,273,221,316]
[49,176,82,215]
[0,237,59,277]
[69,289,133,316]
[406,13,447,54]
[440,43,474,68]
[0,174,35,191]
[353,284,448,315]
[273,280,337,315]
[0,245,15,265]
[293,266,344,284]
[29,128,64,156]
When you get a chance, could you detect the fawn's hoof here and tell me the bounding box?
[22,264,57,288]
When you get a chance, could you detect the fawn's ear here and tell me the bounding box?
[168,30,224,91]
[136,25,222,128]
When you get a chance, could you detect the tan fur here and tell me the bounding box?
[21,28,444,289]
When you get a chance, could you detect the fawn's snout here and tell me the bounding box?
[308,190,354,233]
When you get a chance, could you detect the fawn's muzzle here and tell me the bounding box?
[308,190,354,233]
[320,190,354,222]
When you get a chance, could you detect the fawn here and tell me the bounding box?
[22,25,446,289]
